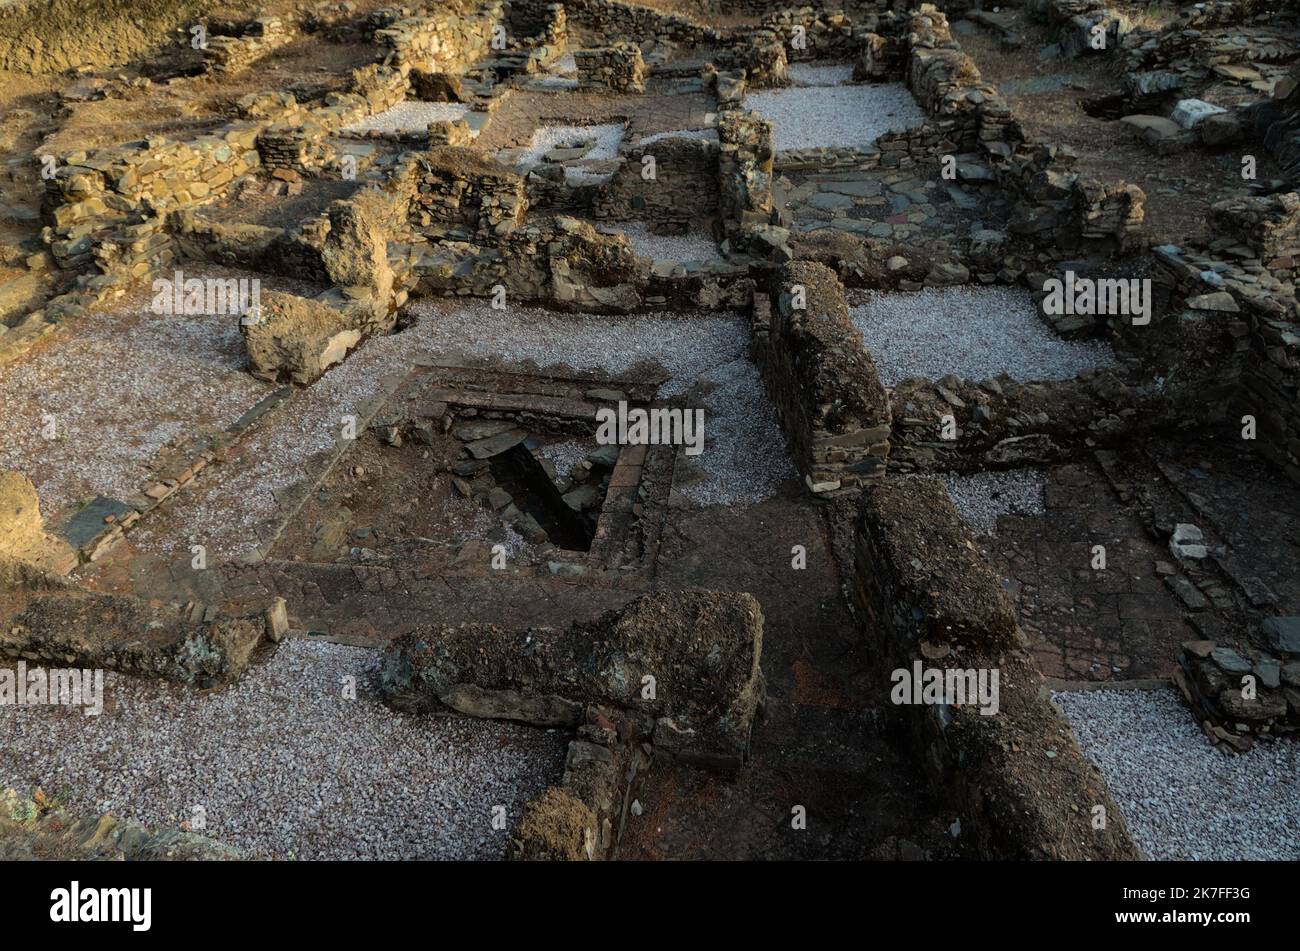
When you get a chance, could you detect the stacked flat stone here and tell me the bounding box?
[1176,631,1300,752]
[574,43,648,94]
[203,16,294,75]
[757,262,892,495]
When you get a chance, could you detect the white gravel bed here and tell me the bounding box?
[342,102,469,134]
[510,123,625,172]
[787,62,854,86]
[534,439,591,478]
[745,83,926,151]
[677,354,796,507]
[612,222,722,263]
[637,128,718,147]
[0,640,567,860]
[404,300,795,507]
[1053,687,1300,861]
[850,287,1118,386]
[939,469,1045,536]
[530,52,578,90]
[0,286,273,513]
[132,302,794,558]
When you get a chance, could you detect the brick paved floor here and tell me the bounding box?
[983,461,1193,682]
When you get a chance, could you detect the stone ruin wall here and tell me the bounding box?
[574,43,648,93]
[380,590,766,860]
[899,7,1145,256]
[593,135,721,229]
[1203,196,1300,482]
[201,14,296,75]
[391,147,529,239]
[849,478,1142,860]
[374,0,505,73]
[755,262,892,494]
[561,0,717,46]
[717,110,780,255]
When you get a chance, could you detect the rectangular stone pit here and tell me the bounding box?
[270,361,679,577]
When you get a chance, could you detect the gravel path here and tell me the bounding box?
[745,83,926,151]
[534,439,592,478]
[342,102,469,134]
[939,469,1045,536]
[850,287,1117,386]
[0,281,273,513]
[0,640,567,860]
[1054,687,1300,861]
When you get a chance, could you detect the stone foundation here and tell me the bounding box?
[1175,633,1300,752]
[0,560,268,689]
[593,134,720,228]
[850,478,1141,860]
[393,147,527,239]
[379,590,766,774]
[755,262,891,494]
[201,15,294,75]
[575,43,648,94]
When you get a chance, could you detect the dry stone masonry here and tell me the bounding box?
[2,0,1299,868]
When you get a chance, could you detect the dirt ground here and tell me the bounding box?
[956,14,1282,247]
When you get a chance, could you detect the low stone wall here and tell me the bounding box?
[593,134,720,228]
[563,0,717,47]
[418,214,652,310]
[240,188,414,385]
[1207,193,1300,264]
[758,6,860,62]
[256,118,339,175]
[380,590,766,774]
[42,128,262,269]
[1134,237,1300,484]
[508,0,569,47]
[416,212,750,312]
[1175,633,1300,753]
[887,371,1192,473]
[392,147,528,239]
[755,262,891,494]
[171,215,330,286]
[575,43,648,93]
[716,29,790,88]
[717,110,780,255]
[374,1,504,73]
[850,478,1141,860]
[201,15,295,75]
[1026,0,1133,59]
[0,559,270,689]
[510,732,645,860]
[0,789,243,860]
[1121,1,1296,76]
[897,5,1144,256]
[40,64,404,278]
